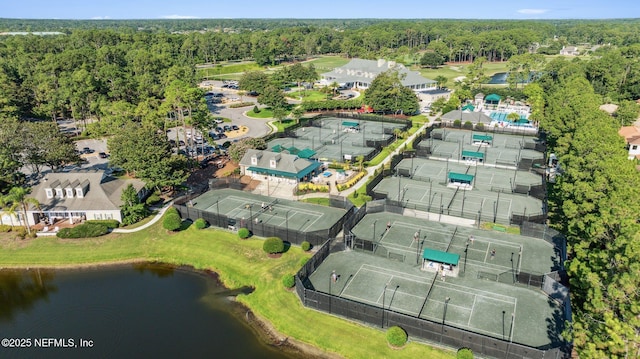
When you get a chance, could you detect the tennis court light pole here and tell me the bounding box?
[285,209,291,243]
[372,219,378,241]
[381,284,388,328]
[246,204,253,231]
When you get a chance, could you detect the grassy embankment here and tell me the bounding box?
[0,222,454,359]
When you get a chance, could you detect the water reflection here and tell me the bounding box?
[132,262,175,278]
[0,269,56,322]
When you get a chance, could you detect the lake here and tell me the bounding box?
[0,264,300,359]
[487,71,539,84]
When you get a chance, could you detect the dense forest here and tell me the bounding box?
[0,19,639,357]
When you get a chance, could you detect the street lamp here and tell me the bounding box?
[381,284,388,328]
[245,204,253,231]
[328,273,332,313]
[443,297,451,325]
[373,219,378,241]
[215,199,220,227]
[502,310,506,340]
[285,209,292,243]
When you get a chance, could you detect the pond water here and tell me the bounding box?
[487,72,539,85]
[0,264,298,359]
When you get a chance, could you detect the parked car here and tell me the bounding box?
[216,126,224,133]
[218,133,227,139]
[82,147,94,154]
[98,152,108,159]
[223,125,231,132]
[214,118,224,124]
[232,125,239,131]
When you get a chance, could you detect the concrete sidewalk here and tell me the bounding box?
[112,201,174,233]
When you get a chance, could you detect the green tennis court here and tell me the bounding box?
[191,188,346,232]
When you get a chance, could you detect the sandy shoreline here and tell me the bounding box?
[0,259,342,359]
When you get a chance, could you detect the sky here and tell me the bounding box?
[1,0,639,20]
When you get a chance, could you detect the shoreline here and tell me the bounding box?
[0,259,340,359]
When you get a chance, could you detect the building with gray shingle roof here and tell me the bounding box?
[23,170,146,226]
[320,58,436,91]
[440,110,494,125]
[239,149,322,184]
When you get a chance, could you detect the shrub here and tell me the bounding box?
[85,219,120,229]
[0,224,12,232]
[453,119,462,128]
[56,223,109,238]
[263,237,285,254]
[15,227,27,240]
[238,227,250,239]
[282,274,295,288]
[194,218,207,229]
[162,210,182,231]
[463,121,474,130]
[145,193,162,206]
[228,102,254,108]
[475,122,485,131]
[298,257,310,267]
[336,171,366,191]
[301,241,311,251]
[386,326,408,348]
[253,105,260,113]
[457,348,474,359]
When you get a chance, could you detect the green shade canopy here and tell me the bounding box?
[485,93,502,102]
[272,144,284,153]
[461,104,475,111]
[448,172,474,183]
[342,121,359,127]
[462,151,484,159]
[472,134,493,142]
[297,148,316,159]
[248,161,321,180]
[423,248,460,266]
[286,146,300,155]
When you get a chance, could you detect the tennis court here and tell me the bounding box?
[191,188,346,232]
[310,249,561,347]
[396,157,542,192]
[267,118,405,162]
[372,176,543,225]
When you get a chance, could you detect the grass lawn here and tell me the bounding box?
[272,119,297,132]
[0,220,454,359]
[413,61,511,86]
[306,56,350,71]
[246,108,274,118]
[288,90,329,102]
[197,62,264,79]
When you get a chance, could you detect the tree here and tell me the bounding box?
[0,117,26,188]
[614,100,639,126]
[434,75,448,90]
[420,52,445,68]
[364,70,419,115]
[228,138,267,163]
[257,85,287,109]
[465,57,489,90]
[0,187,40,235]
[239,71,271,94]
[108,123,188,191]
[23,122,81,174]
[120,183,148,225]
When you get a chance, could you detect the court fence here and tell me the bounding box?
[294,240,569,359]
[173,195,355,247]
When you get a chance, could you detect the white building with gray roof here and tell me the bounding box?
[239,149,322,184]
[320,58,437,91]
[23,170,147,226]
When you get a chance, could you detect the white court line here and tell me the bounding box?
[507,199,513,217]
[439,281,518,302]
[361,264,433,284]
[468,296,477,327]
[510,300,518,342]
[340,265,368,296]
[303,213,323,231]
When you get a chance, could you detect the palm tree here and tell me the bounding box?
[1,187,40,235]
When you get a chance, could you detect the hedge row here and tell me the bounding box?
[85,219,120,229]
[56,223,109,238]
[336,171,366,191]
[298,182,329,193]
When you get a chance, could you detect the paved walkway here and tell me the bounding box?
[112,201,174,233]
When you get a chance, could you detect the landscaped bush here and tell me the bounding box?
[336,171,366,191]
[463,121,474,130]
[263,237,285,254]
[85,219,120,229]
[0,224,12,232]
[475,122,485,131]
[282,274,295,288]
[228,102,254,108]
[301,241,311,251]
[457,347,474,359]
[253,105,260,113]
[56,223,109,239]
[238,227,250,239]
[15,227,27,240]
[453,119,462,128]
[145,192,162,206]
[162,208,182,231]
[194,218,207,229]
[298,182,329,193]
[386,326,408,348]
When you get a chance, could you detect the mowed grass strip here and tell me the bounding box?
[0,220,454,359]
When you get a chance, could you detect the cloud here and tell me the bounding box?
[91,16,111,20]
[517,9,549,15]
[161,15,198,19]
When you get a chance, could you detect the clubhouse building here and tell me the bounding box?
[320,58,437,92]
